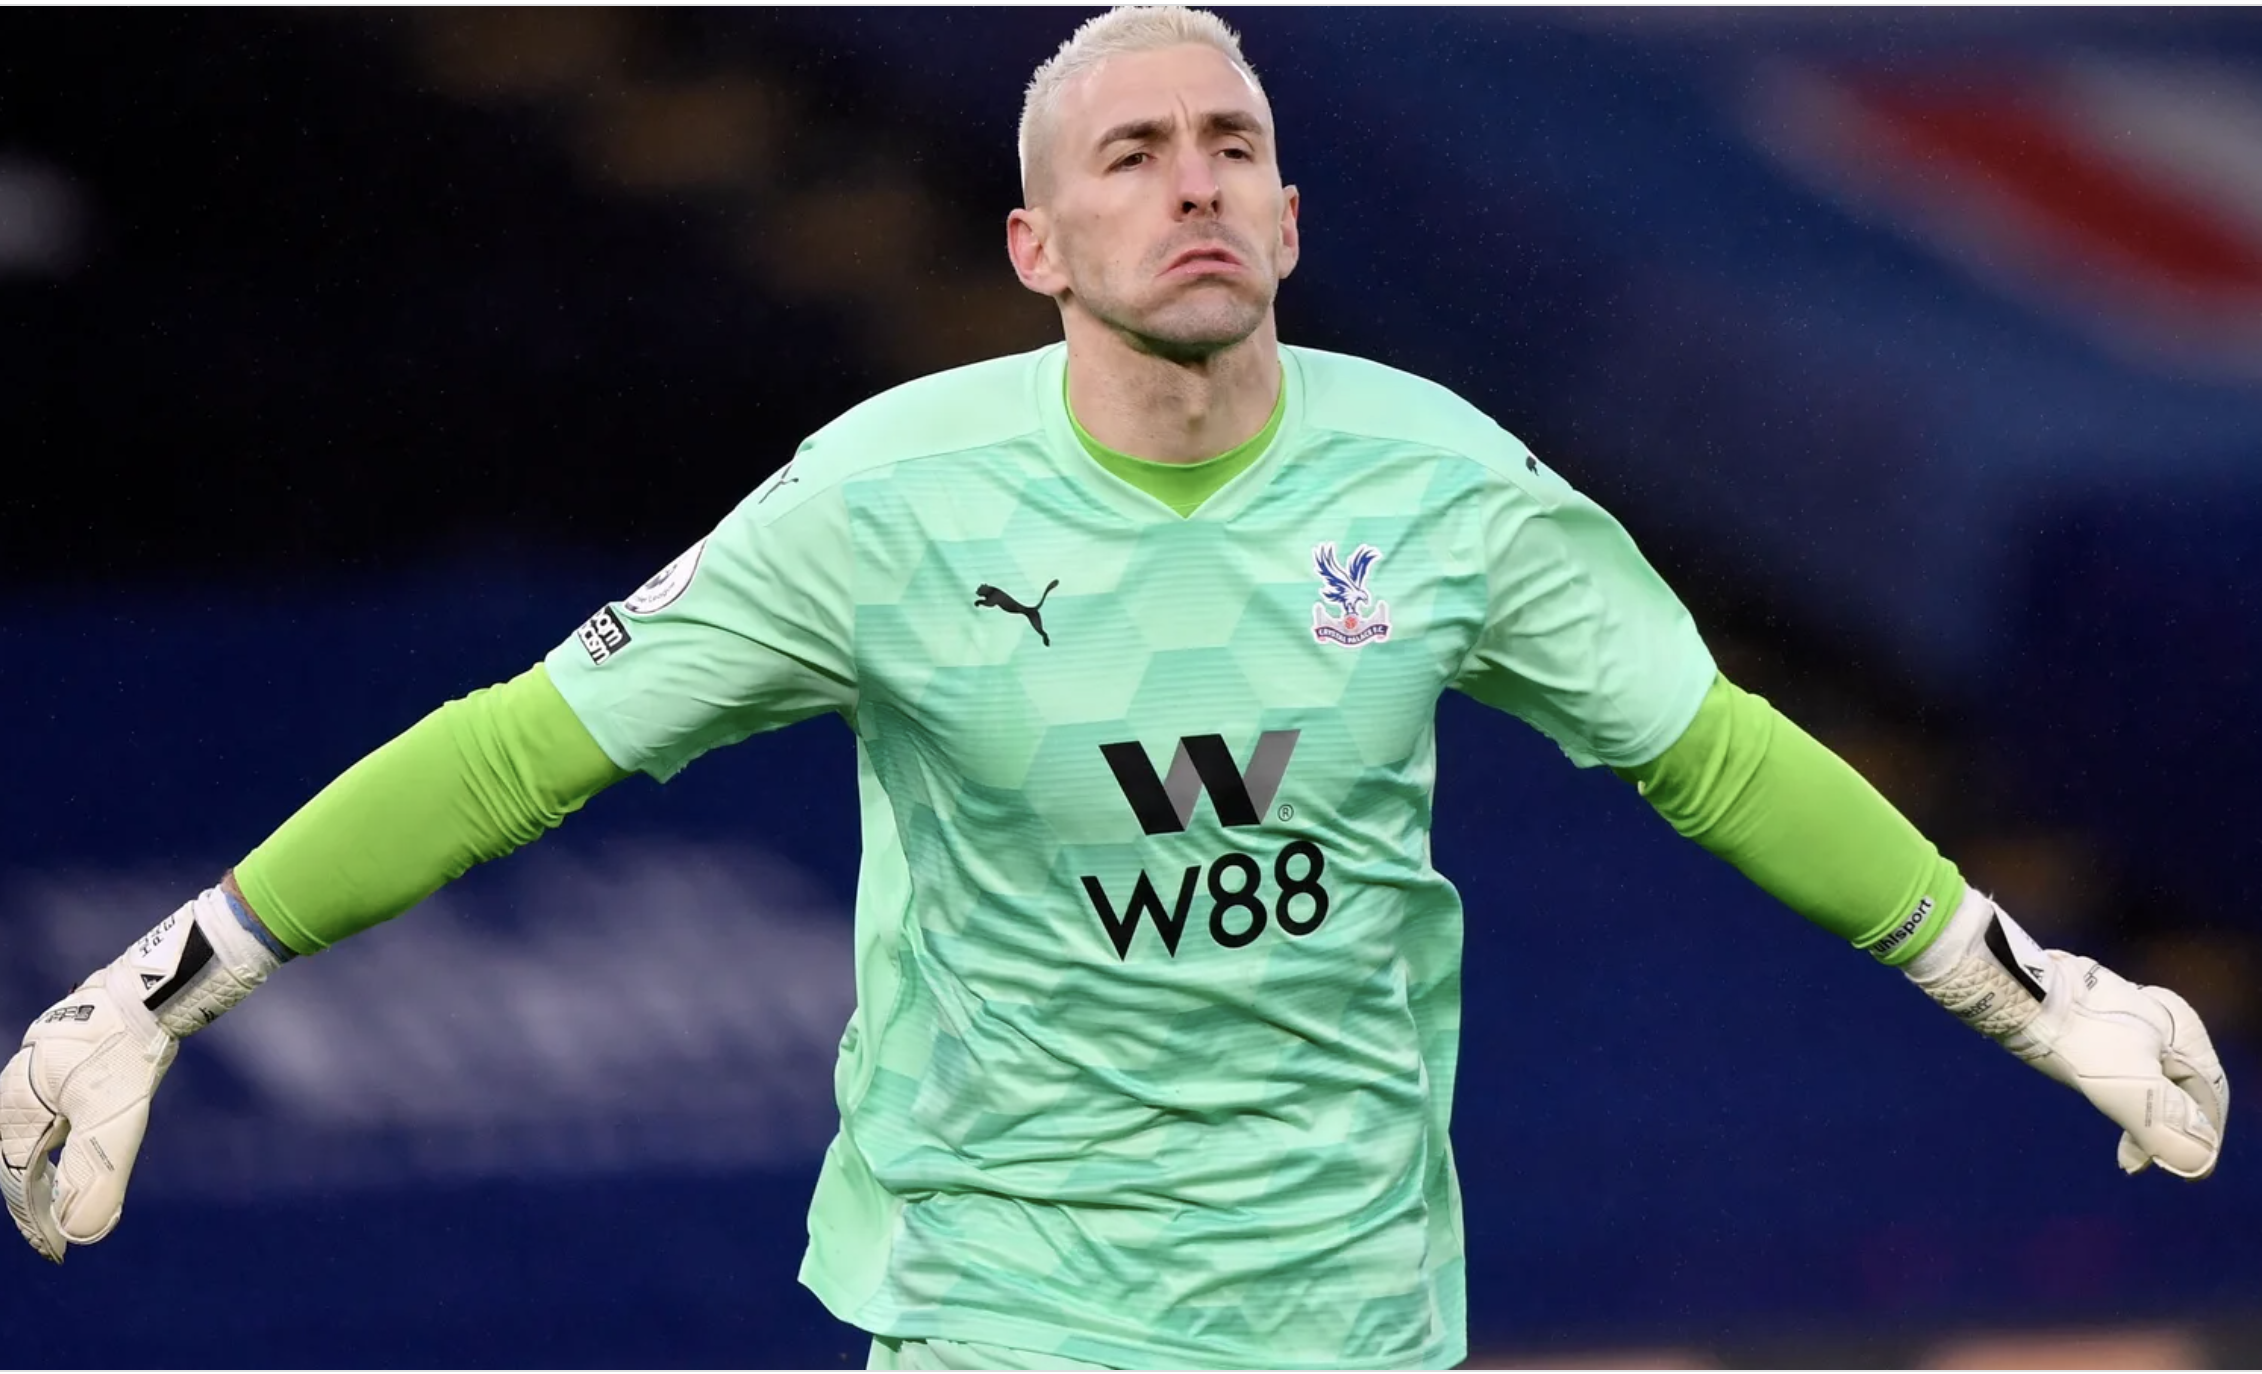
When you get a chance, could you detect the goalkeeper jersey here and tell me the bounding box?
[543,342,1715,1369]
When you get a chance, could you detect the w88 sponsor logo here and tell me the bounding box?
[1079,731,1333,959]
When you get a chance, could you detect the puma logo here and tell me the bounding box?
[973,579,1059,646]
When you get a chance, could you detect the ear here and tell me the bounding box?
[1006,207,1069,297]
[1275,184,1302,281]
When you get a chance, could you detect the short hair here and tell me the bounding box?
[1018,5,1267,203]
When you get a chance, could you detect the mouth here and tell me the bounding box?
[1162,244,1246,277]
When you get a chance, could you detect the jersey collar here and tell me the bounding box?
[1036,342,1308,524]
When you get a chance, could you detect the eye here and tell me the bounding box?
[1219,146,1253,160]
[1112,151,1150,170]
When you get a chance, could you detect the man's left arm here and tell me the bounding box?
[1449,435,2226,1180]
[1627,675,2227,1179]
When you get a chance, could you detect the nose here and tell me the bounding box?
[1169,140,1221,218]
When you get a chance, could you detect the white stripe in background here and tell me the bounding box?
[1743,57,2262,375]
[2056,56,2262,248]
[1743,61,2065,309]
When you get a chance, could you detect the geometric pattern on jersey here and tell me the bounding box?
[544,342,1715,1370]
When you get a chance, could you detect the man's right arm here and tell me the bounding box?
[4,448,859,1261]
[227,663,628,953]
[1,664,629,1260]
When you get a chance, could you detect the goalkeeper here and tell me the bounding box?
[2,7,2227,1371]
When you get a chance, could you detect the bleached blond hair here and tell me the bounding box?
[1017,6,1268,203]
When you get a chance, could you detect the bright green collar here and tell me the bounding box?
[1067,369,1287,517]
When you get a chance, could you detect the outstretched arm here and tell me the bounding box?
[1446,427,2226,1183]
[1615,674,1961,962]
[230,663,627,953]
[1625,674,2228,1180]
[0,664,627,1260]
[2,440,857,1264]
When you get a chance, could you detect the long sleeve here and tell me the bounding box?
[232,663,627,953]
[1619,673,1963,963]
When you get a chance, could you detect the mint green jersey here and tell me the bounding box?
[543,343,1715,1370]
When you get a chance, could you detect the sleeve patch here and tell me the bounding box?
[575,608,632,664]
[622,538,707,617]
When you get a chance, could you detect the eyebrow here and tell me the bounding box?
[1093,109,1268,153]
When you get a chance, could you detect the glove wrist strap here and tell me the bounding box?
[1905,886,2052,1041]
[99,886,282,1039]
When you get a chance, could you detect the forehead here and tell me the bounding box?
[1056,43,1271,142]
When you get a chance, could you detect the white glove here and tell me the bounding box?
[1,886,283,1262]
[1908,888,2229,1179]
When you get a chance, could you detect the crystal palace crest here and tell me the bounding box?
[1310,541,1391,648]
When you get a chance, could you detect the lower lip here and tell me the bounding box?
[1165,257,1242,277]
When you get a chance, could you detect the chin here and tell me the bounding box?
[1124,301,1269,362]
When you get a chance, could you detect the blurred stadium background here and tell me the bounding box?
[6,6,2262,1367]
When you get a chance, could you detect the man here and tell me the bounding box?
[0,8,2228,1371]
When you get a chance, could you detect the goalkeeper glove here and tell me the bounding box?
[1907,887,2228,1179]
[1,884,285,1262]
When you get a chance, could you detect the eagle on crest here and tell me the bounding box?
[1313,542,1384,618]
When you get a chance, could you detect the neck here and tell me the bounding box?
[1061,311,1282,464]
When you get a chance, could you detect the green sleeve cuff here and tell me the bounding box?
[1618,674,1962,966]
[234,663,629,953]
